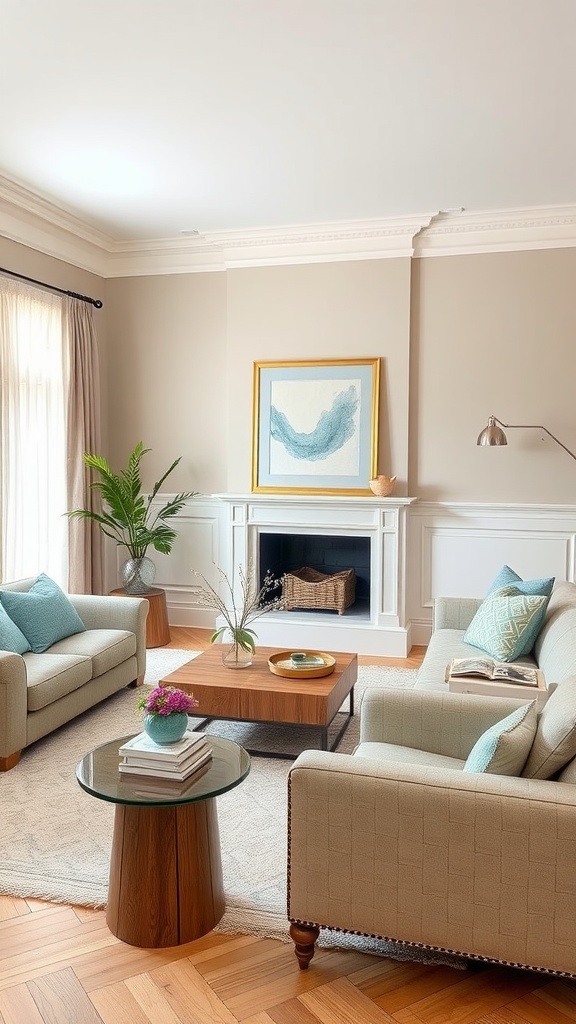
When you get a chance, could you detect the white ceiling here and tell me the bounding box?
[1,0,575,244]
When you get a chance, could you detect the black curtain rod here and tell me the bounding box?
[0,267,103,308]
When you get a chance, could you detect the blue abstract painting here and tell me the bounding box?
[270,384,359,462]
[253,359,379,492]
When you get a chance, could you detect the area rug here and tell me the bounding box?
[0,649,462,966]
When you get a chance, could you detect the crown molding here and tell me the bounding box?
[105,237,226,276]
[413,205,576,258]
[0,175,113,276]
[1,173,576,277]
[106,214,435,276]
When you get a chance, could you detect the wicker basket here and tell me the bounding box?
[282,566,356,615]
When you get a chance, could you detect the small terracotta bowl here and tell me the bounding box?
[369,475,397,497]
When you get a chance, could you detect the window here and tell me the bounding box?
[0,281,69,584]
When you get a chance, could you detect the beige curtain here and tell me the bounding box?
[0,279,69,584]
[64,298,103,594]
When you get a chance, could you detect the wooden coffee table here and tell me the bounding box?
[161,645,358,758]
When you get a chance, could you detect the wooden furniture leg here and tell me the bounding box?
[0,751,21,772]
[107,799,224,947]
[290,923,320,969]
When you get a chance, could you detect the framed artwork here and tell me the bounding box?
[252,358,380,494]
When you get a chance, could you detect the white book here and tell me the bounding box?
[118,730,206,761]
[119,746,213,782]
[134,761,212,798]
[121,741,211,770]
[448,673,549,707]
[122,740,211,772]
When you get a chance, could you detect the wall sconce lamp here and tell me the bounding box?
[477,416,576,462]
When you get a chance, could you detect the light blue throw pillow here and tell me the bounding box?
[0,574,86,654]
[464,700,537,775]
[487,565,554,654]
[488,564,555,599]
[0,602,31,654]
[464,585,548,662]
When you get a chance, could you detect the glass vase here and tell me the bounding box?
[120,555,156,594]
[143,712,189,744]
[221,632,253,669]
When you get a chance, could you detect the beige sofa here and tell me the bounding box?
[288,582,576,977]
[0,578,148,770]
[415,581,576,694]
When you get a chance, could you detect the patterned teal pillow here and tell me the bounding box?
[464,700,537,775]
[0,602,31,654]
[488,564,554,598]
[463,585,548,661]
[487,565,554,653]
[0,574,86,654]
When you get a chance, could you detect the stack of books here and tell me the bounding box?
[118,730,212,781]
[445,656,548,705]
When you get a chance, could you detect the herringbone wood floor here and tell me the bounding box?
[1,629,574,1024]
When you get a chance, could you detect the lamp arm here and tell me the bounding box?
[489,416,576,463]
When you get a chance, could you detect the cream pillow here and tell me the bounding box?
[463,701,537,775]
[558,756,576,783]
[522,677,576,780]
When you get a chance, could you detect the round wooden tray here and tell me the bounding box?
[268,650,336,679]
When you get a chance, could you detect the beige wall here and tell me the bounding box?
[411,248,576,503]
[226,259,411,493]
[104,273,228,494]
[104,259,411,496]
[3,234,576,506]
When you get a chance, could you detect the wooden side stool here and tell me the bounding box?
[110,587,171,648]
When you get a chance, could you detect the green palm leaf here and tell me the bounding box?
[67,442,197,560]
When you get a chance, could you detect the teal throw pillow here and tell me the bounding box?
[487,565,554,653]
[464,585,548,661]
[0,602,31,654]
[0,574,86,654]
[464,700,537,775]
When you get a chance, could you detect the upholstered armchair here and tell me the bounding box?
[287,686,576,977]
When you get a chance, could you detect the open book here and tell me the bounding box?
[447,657,541,686]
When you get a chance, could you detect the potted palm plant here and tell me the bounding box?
[68,441,196,593]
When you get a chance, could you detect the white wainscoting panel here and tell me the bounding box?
[408,502,576,646]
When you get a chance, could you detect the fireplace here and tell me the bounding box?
[214,493,416,656]
[259,532,370,614]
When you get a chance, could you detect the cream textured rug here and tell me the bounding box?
[0,649,462,966]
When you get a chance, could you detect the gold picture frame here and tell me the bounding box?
[252,358,380,494]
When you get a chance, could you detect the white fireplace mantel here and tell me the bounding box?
[213,493,418,657]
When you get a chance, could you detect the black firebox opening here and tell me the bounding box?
[259,533,370,612]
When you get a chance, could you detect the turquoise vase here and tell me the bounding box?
[143,712,188,744]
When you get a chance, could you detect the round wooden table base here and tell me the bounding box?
[106,799,224,947]
[110,587,171,649]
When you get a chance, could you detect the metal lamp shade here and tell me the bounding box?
[477,417,508,446]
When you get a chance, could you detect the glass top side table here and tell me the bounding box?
[76,734,250,948]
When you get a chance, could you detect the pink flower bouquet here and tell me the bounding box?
[136,685,199,718]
